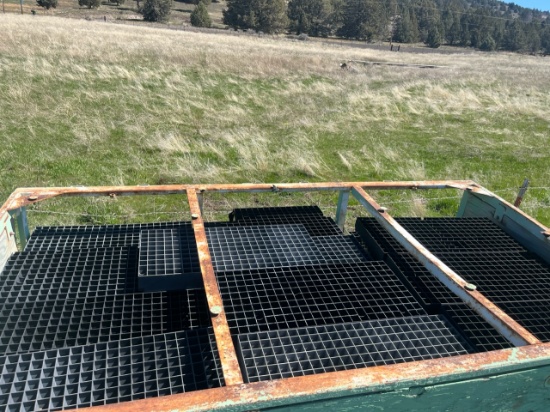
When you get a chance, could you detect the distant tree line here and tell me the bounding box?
[222,0,550,53]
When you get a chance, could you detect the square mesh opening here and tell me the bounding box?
[236,315,472,383]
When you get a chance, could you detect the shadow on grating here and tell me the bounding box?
[236,315,472,383]
[217,262,427,335]
[0,328,223,411]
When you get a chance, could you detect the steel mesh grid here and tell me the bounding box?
[434,251,550,302]
[217,262,426,335]
[311,236,369,263]
[0,247,138,306]
[354,218,521,351]
[395,217,526,253]
[206,224,327,272]
[236,315,471,383]
[229,206,323,221]
[139,230,182,277]
[0,293,166,356]
[0,328,223,412]
[221,209,341,237]
[441,304,514,351]
[494,301,550,342]
[355,219,458,306]
[165,290,211,332]
[25,222,193,252]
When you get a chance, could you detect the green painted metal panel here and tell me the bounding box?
[262,365,550,412]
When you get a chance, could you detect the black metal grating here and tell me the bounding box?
[165,290,211,332]
[138,228,201,291]
[435,251,550,302]
[0,289,211,357]
[0,247,138,306]
[354,218,520,350]
[312,236,369,263]
[217,262,427,335]
[230,206,323,221]
[206,225,367,273]
[442,304,513,351]
[236,315,471,383]
[0,293,166,356]
[24,222,193,252]
[0,328,223,411]
[395,217,526,253]
[225,208,341,237]
[496,301,550,342]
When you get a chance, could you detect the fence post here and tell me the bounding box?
[514,179,530,208]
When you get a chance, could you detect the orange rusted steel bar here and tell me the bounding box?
[79,343,550,412]
[0,181,477,213]
[186,188,244,386]
[351,186,540,347]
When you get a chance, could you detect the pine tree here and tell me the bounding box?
[503,20,527,52]
[426,24,441,48]
[224,0,288,34]
[337,0,382,41]
[288,0,332,37]
[191,1,212,27]
[140,0,171,22]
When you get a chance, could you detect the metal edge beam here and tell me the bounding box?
[186,189,244,386]
[79,342,550,412]
[350,186,540,347]
[0,181,476,213]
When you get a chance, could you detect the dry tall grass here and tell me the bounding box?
[1,14,550,225]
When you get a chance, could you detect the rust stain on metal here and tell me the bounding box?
[79,343,550,412]
[351,186,540,347]
[0,181,476,214]
[186,189,244,386]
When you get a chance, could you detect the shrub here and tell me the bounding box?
[190,1,211,28]
[78,0,101,8]
[140,0,172,22]
[36,0,58,10]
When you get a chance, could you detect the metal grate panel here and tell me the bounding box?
[0,289,211,357]
[25,222,193,252]
[0,293,165,356]
[236,315,471,383]
[138,229,201,291]
[395,217,526,253]
[217,262,427,335]
[0,247,138,306]
[312,236,370,263]
[435,251,550,302]
[496,301,550,342]
[442,304,513,351]
[0,328,223,412]
[229,206,323,221]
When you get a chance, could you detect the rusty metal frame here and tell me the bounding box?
[1,179,549,412]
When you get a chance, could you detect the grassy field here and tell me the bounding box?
[1,0,228,26]
[1,14,550,229]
